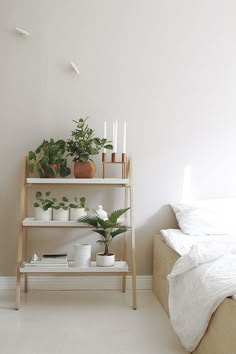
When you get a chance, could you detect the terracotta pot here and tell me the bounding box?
[42,164,59,178]
[74,161,96,178]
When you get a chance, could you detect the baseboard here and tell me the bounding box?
[0,275,153,291]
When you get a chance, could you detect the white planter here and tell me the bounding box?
[53,208,69,221]
[74,244,91,267]
[70,208,87,222]
[96,253,115,267]
[35,207,52,221]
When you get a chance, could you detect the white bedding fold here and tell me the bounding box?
[168,243,236,352]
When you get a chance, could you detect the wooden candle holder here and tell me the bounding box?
[102,152,127,179]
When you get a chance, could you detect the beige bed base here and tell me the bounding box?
[153,234,236,354]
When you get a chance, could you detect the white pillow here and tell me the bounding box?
[171,199,236,236]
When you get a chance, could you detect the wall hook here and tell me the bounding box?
[70,61,80,75]
[16,27,29,36]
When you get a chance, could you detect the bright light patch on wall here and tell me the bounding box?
[181,164,192,202]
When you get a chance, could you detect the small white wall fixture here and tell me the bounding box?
[15,27,29,37]
[70,61,80,75]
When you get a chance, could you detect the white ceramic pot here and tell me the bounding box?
[35,207,52,221]
[53,208,69,221]
[96,253,115,267]
[70,208,87,222]
[74,244,91,267]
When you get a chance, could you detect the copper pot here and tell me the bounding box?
[74,161,96,178]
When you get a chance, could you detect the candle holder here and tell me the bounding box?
[102,153,127,179]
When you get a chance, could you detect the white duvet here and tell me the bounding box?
[165,234,236,352]
[160,228,236,256]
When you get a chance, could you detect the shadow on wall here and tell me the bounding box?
[135,204,178,275]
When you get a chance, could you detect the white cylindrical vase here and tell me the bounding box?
[74,244,91,268]
[35,207,52,221]
[70,208,87,221]
[53,208,69,221]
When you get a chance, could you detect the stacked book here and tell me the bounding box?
[24,253,69,268]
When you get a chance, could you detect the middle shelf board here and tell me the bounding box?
[23,218,91,228]
[23,218,131,228]
[27,178,129,186]
[20,261,129,273]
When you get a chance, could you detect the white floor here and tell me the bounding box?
[0,290,188,354]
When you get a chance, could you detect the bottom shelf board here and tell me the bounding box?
[20,261,129,273]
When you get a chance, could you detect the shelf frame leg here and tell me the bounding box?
[15,156,27,310]
[24,229,28,293]
[24,186,29,293]
[15,226,23,310]
[128,158,137,310]
[122,181,129,293]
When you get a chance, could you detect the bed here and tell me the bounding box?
[153,197,236,354]
[153,234,236,354]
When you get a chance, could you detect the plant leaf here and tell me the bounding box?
[29,151,36,160]
[93,229,107,239]
[35,191,42,199]
[109,208,130,223]
[104,144,113,150]
[37,165,44,178]
[79,216,98,227]
[111,228,128,238]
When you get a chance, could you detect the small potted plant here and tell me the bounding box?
[52,196,70,221]
[79,207,130,266]
[34,191,55,221]
[69,196,87,221]
[29,138,71,178]
[66,117,113,178]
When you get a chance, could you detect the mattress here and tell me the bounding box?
[160,228,236,301]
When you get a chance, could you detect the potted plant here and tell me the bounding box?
[52,196,70,221]
[34,191,55,221]
[79,207,130,266]
[29,138,71,178]
[66,117,113,178]
[69,196,87,221]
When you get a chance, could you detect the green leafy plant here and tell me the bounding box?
[53,196,70,210]
[66,117,113,162]
[69,197,86,209]
[29,138,71,177]
[34,191,55,210]
[79,208,130,255]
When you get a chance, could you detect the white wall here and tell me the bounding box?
[1,0,236,276]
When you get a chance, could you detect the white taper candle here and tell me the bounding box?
[123,121,126,153]
[103,121,107,153]
[112,121,116,153]
[114,120,118,153]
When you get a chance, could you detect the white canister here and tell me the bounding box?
[74,244,91,268]
[35,207,52,221]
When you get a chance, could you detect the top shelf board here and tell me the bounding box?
[27,178,129,186]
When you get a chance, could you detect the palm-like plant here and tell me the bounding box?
[79,208,130,255]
